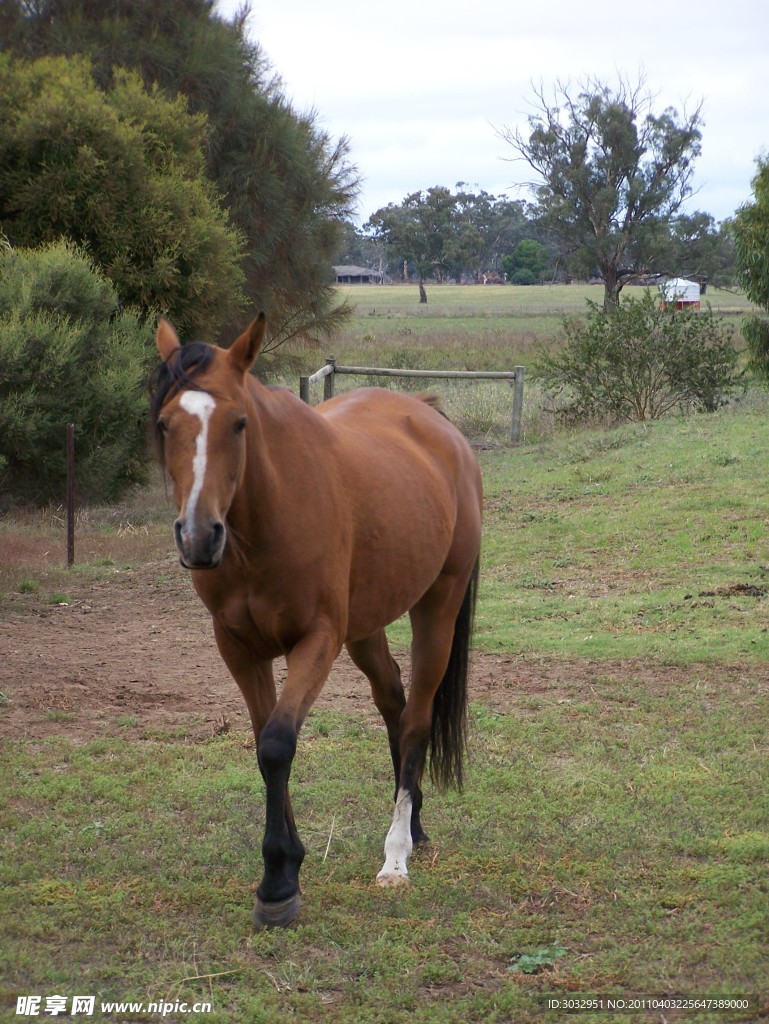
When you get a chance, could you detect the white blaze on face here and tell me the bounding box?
[179,390,217,530]
[376,788,413,887]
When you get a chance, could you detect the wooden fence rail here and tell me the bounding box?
[300,358,525,443]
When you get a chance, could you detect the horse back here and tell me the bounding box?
[320,388,466,458]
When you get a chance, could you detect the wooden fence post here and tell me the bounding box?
[300,360,525,443]
[511,366,525,445]
[66,423,75,566]
[323,356,336,401]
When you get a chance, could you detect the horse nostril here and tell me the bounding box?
[173,517,225,566]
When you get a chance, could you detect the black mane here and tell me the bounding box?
[149,342,215,460]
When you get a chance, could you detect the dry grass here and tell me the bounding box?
[0,470,173,602]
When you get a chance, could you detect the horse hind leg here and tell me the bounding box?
[376,563,477,888]
[346,633,429,847]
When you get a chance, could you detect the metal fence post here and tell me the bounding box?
[510,366,525,445]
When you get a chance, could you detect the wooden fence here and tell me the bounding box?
[300,358,526,443]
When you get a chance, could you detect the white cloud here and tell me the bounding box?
[215,0,769,222]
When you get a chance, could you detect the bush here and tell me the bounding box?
[741,316,769,384]
[0,242,153,506]
[510,268,538,286]
[502,239,549,283]
[534,290,743,423]
[0,55,245,338]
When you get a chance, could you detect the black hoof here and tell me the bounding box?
[252,892,302,930]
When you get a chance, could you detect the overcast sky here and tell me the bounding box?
[214,0,768,226]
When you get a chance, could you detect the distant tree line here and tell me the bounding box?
[339,183,736,301]
[340,76,737,306]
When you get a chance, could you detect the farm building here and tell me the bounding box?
[659,277,701,309]
[333,265,384,284]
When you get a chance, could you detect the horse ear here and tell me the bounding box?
[156,318,181,363]
[229,313,267,375]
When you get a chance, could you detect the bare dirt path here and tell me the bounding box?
[2,558,764,743]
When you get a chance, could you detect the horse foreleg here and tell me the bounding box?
[213,622,277,737]
[254,718,305,928]
[211,623,296,927]
[254,628,340,928]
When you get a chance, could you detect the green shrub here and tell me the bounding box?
[0,242,153,506]
[510,268,538,286]
[733,156,769,382]
[741,315,769,383]
[0,54,245,338]
[502,239,549,283]
[534,290,743,423]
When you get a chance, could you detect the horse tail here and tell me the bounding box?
[429,556,479,790]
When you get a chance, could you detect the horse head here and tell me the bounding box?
[152,314,266,569]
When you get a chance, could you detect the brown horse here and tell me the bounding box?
[151,314,482,929]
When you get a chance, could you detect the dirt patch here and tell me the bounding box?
[697,583,768,599]
[1,558,766,743]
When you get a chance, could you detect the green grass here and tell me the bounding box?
[478,407,769,662]
[384,397,769,663]
[3,692,768,1023]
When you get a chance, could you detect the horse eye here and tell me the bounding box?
[235,416,248,434]
[157,418,169,434]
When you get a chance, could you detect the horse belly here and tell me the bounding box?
[345,493,455,642]
[327,389,483,643]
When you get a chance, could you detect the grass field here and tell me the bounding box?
[3,686,767,1022]
[2,288,769,1023]
[292,283,760,445]
[318,283,760,372]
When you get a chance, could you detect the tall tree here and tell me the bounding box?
[733,157,769,381]
[665,212,737,289]
[366,188,458,301]
[0,0,359,348]
[0,54,245,336]
[499,75,703,310]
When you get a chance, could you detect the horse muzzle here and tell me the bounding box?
[174,517,226,569]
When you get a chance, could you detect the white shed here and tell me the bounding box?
[660,278,700,309]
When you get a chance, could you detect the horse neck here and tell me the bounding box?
[227,379,332,542]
